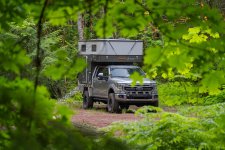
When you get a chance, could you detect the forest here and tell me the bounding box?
[0,0,225,149]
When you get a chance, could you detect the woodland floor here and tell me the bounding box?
[72,104,140,128]
[71,103,177,128]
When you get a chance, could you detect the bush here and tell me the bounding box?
[73,91,83,101]
[178,102,225,118]
[158,81,203,106]
[203,90,225,105]
[105,104,225,150]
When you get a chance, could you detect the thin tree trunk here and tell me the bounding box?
[77,13,84,40]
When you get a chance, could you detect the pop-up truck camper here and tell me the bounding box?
[78,39,158,113]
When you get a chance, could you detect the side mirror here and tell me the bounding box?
[97,73,104,80]
[97,73,108,81]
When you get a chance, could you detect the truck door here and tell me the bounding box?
[92,67,109,98]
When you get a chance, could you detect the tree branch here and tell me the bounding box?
[29,0,48,131]
[34,0,48,91]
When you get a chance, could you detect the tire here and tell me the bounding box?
[107,93,120,113]
[83,90,93,109]
[152,100,159,107]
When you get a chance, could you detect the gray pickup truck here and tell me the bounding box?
[78,39,158,113]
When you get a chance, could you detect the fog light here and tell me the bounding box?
[154,95,158,99]
[118,95,124,98]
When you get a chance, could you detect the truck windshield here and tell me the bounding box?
[110,67,145,78]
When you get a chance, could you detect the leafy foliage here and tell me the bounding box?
[158,81,203,106]
[0,62,127,149]
[203,90,225,105]
[0,1,127,149]
[0,77,89,149]
[1,0,225,149]
[1,18,85,98]
[157,81,225,106]
[130,72,144,87]
[73,91,83,101]
[178,102,225,118]
[105,104,225,150]
[64,92,83,105]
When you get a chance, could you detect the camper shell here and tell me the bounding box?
[78,39,143,85]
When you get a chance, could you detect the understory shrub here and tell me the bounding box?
[178,102,225,118]
[105,104,225,150]
[73,91,83,101]
[158,82,203,106]
[203,90,225,105]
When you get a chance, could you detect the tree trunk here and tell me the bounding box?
[77,13,84,40]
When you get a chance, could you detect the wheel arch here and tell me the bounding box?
[83,87,88,94]
[108,88,114,94]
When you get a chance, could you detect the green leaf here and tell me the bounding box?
[144,46,163,67]
[200,71,225,94]
[130,72,143,87]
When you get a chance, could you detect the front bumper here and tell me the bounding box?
[115,93,158,104]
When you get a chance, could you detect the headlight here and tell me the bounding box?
[115,83,126,90]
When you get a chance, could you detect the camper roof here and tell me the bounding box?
[78,39,143,56]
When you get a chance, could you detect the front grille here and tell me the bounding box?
[124,87,136,91]
[124,85,156,99]
[142,87,153,91]
[124,86,154,91]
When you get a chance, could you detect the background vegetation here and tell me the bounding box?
[0,0,225,149]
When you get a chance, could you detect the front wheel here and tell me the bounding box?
[83,90,93,109]
[152,100,159,107]
[107,93,120,113]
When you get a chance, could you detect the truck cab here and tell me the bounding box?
[78,39,159,113]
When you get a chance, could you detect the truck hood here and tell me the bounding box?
[111,77,156,85]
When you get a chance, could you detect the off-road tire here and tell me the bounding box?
[152,100,159,107]
[83,90,93,109]
[107,93,120,113]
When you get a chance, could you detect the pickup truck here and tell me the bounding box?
[78,39,158,113]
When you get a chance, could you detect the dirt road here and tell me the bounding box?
[72,104,141,128]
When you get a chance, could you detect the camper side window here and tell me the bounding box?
[81,45,86,52]
[92,44,96,52]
